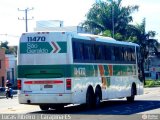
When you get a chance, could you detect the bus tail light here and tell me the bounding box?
[17,79,22,90]
[66,79,71,90]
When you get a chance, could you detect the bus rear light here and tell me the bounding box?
[66,79,71,90]
[17,79,22,90]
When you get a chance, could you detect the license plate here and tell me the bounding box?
[44,85,53,88]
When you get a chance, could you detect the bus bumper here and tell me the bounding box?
[18,93,72,104]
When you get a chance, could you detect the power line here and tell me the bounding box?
[0,34,19,38]
[18,8,34,32]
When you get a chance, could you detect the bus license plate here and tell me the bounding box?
[44,85,53,88]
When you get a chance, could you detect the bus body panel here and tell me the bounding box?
[17,31,143,106]
[18,32,73,104]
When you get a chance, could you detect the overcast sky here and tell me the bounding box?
[0,0,160,45]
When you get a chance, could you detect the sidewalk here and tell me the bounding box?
[144,87,160,94]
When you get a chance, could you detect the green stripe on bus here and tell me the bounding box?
[17,64,137,78]
[57,42,67,53]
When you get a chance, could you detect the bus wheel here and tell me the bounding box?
[86,87,94,109]
[127,84,136,102]
[94,88,102,108]
[39,105,49,111]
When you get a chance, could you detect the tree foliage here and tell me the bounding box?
[83,0,138,40]
[0,41,17,55]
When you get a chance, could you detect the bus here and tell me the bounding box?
[17,31,143,110]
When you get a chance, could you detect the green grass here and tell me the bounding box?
[145,79,160,87]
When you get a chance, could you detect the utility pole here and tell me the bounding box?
[112,4,114,39]
[18,8,34,32]
[110,0,115,39]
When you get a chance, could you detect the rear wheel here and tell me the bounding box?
[86,87,94,109]
[94,88,102,108]
[127,85,136,102]
[127,95,135,102]
[39,105,49,111]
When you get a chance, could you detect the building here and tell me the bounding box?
[5,54,17,87]
[145,55,160,80]
[0,49,6,87]
[36,20,64,28]
[34,20,90,34]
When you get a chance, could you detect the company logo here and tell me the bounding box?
[74,67,86,76]
[20,42,67,54]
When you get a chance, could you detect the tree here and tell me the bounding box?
[83,0,138,40]
[1,41,9,49]
[0,41,17,55]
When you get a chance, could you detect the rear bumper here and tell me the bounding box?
[18,93,72,105]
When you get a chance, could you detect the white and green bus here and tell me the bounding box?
[17,31,143,110]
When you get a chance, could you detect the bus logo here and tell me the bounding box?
[74,67,86,76]
[20,42,67,54]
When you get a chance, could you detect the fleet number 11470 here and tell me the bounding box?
[27,36,46,42]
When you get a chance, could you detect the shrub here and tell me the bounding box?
[145,80,160,87]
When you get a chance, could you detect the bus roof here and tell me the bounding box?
[76,33,139,47]
[21,31,139,47]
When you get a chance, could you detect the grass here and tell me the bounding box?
[145,79,160,87]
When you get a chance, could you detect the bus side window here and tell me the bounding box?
[121,47,125,61]
[116,46,122,61]
[84,43,95,62]
[114,46,118,61]
[95,44,105,61]
[131,48,136,61]
[72,41,77,60]
[90,44,95,61]
[84,43,95,61]
[72,41,84,61]
[128,48,132,61]
[111,46,115,61]
[79,43,84,60]
[105,46,112,60]
[124,48,128,61]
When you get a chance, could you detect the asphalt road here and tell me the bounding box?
[0,87,160,120]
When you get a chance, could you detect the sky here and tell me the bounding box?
[0,0,160,46]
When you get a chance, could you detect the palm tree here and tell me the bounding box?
[82,0,138,39]
[125,18,159,84]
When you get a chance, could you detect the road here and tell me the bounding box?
[0,87,160,120]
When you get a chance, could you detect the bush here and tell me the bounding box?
[145,80,155,87]
[145,80,160,87]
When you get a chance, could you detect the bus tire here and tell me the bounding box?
[94,87,102,108]
[39,105,49,111]
[86,86,94,109]
[127,83,136,102]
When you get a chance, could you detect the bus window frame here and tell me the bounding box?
[72,38,136,64]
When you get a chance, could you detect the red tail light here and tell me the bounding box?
[17,79,21,90]
[66,79,71,90]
